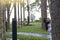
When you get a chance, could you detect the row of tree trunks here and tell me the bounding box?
[41,0,47,30]
[18,0,30,26]
[49,0,60,40]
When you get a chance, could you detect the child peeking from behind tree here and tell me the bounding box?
[47,18,52,40]
[43,18,52,40]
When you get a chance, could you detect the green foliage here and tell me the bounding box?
[34,20,42,23]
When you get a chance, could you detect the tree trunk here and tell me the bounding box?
[14,0,17,19]
[1,0,6,40]
[50,0,60,40]
[23,0,25,25]
[18,1,19,27]
[27,0,30,25]
[41,0,47,29]
[20,5,23,27]
[0,2,2,40]
[5,0,11,31]
[2,7,6,40]
[7,5,10,30]
[19,0,23,27]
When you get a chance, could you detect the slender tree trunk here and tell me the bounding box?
[6,0,11,30]
[50,0,60,40]
[18,1,20,27]
[19,0,23,27]
[20,5,23,26]
[27,0,30,25]
[14,0,17,19]
[41,0,47,29]
[23,0,25,25]
[7,5,10,29]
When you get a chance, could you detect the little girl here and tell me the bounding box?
[46,18,52,40]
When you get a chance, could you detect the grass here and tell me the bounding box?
[6,34,49,40]
[8,22,49,34]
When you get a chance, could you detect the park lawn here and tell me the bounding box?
[6,34,49,40]
[8,22,49,34]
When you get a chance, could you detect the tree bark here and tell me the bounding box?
[23,0,25,25]
[0,2,2,40]
[1,0,6,40]
[19,0,23,27]
[14,0,17,19]
[50,0,60,40]
[41,0,47,29]
[7,5,10,29]
[18,1,20,27]
[2,7,6,40]
[27,0,30,25]
[20,4,23,27]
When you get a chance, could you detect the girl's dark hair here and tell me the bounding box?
[43,18,50,31]
[43,18,47,23]
[43,18,51,24]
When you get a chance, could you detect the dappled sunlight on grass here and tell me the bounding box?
[6,34,49,40]
[8,22,49,34]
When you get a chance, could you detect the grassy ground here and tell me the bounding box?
[8,22,49,34]
[6,34,49,40]
[7,22,49,40]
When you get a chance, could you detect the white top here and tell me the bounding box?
[48,23,52,32]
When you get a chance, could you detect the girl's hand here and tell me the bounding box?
[48,28,51,32]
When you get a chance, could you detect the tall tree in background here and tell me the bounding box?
[6,0,11,30]
[14,0,17,19]
[23,0,25,25]
[41,0,47,29]
[27,0,30,25]
[19,0,23,26]
[50,0,60,40]
[18,0,20,27]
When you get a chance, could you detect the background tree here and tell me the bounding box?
[41,0,47,29]
[1,0,6,40]
[14,0,17,19]
[23,0,26,25]
[19,0,23,27]
[6,0,11,30]
[17,0,20,27]
[30,14,35,22]
[27,0,30,25]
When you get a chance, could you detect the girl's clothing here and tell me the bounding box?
[48,23,52,40]
[50,33,52,40]
[48,23,51,32]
